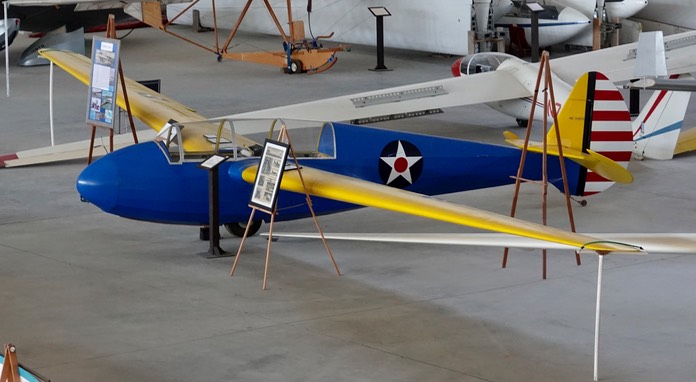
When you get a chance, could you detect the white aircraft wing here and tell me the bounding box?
[551,30,696,84]
[231,68,532,122]
[265,232,696,254]
[233,31,696,124]
[0,130,155,168]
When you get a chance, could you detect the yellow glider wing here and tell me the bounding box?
[39,49,217,153]
[241,165,642,254]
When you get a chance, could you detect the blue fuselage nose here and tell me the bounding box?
[76,142,255,225]
[75,141,348,225]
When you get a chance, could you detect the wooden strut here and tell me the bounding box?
[230,124,341,290]
[501,51,581,279]
[0,344,20,382]
[87,15,138,164]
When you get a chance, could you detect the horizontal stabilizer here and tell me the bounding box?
[503,131,634,184]
[625,77,696,92]
[675,127,696,155]
[263,232,696,255]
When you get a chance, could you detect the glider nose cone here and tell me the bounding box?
[451,57,463,77]
[77,157,119,211]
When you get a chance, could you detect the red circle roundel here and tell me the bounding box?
[378,140,423,188]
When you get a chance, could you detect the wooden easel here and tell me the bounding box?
[231,124,341,290]
[501,51,581,279]
[0,344,20,382]
[87,14,139,164]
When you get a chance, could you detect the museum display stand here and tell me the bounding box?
[231,124,341,290]
[499,52,626,380]
[87,14,139,164]
[0,344,19,382]
[500,50,581,279]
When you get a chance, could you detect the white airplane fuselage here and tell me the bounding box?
[494,4,590,47]
[604,0,650,20]
[453,53,572,123]
[555,0,649,19]
[166,0,513,55]
[557,0,648,47]
[633,0,695,33]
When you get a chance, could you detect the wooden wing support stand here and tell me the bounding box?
[230,124,340,290]
[141,0,344,74]
[87,15,139,164]
[501,51,581,279]
[0,344,20,382]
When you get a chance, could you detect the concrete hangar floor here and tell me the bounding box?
[1,26,696,382]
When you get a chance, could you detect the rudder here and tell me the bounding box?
[547,72,633,196]
[632,74,692,160]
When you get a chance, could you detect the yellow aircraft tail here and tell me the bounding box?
[505,71,634,196]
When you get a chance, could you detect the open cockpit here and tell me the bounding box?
[452,52,517,77]
[154,118,337,165]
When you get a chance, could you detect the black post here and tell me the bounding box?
[530,11,540,63]
[207,166,226,257]
[368,7,392,72]
[629,88,640,116]
[375,16,387,70]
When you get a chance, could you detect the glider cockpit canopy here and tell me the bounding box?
[154,118,337,165]
[455,52,517,76]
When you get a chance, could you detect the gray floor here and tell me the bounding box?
[2,26,696,382]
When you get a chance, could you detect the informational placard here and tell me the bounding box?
[199,154,229,170]
[86,36,121,128]
[249,139,290,213]
[368,6,391,17]
[525,1,545,12]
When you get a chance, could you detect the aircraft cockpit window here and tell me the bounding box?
[210,119,240,160]
[509,4,559,20]
[459,52,515,76]
[273,121,336,158]
[233,119,336,159]
[155,121,184,164]
[317,123,336,157]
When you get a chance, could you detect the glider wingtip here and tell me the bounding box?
[0,153,18,168]
[503,130,519,140]
[581,240,647,255]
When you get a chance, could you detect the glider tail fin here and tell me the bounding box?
[545,71,634,196]
[505,71,634,196]
[632,74,692,160]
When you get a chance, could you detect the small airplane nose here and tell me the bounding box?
[76,156,119,211]
[451,57,463,77]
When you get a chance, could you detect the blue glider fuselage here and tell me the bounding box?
[77,122,584,225]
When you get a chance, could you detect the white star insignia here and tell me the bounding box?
[380,141,422,185]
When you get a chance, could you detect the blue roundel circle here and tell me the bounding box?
[378,140,423,188]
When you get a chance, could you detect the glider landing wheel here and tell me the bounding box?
[571,197,588,207]
[225,220,262,237]
[515,118,528,128]
[287,59,303,74]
